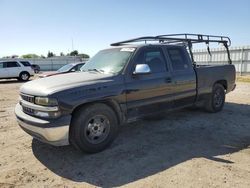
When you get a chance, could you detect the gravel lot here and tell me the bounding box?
[0,79,250,188]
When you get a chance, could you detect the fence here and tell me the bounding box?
[0,56,87,71]
[193,46,250,75]
[1,46,250,73]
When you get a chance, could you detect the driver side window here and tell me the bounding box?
[75,64,84,71]
[134,48,167,73]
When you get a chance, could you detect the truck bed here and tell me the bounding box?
[195,64,236,99]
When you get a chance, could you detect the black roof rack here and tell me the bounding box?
[111,34,232,65]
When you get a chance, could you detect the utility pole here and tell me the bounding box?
[71,38,74,51]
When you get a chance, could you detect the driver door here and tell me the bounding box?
[125,46,174,119]
[5,61,21,77]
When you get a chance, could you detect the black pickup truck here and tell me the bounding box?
[15,34,236,153]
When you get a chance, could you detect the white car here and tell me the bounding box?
[0,60,34,81]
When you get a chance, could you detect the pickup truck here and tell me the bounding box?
[15,34,236,153]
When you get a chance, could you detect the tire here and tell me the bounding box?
[205,83,225,113]
[70,103,119,153]
[19,72,30,81]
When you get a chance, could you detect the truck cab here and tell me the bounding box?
[124,44,197,119]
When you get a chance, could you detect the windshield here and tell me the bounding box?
[57,64,74,73]
[81,48,135,74]
[20,61,31,67]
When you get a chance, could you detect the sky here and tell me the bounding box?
[0,0,250,57]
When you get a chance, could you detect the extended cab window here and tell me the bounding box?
[6,61,20,68]
[135,48,167,73]
[168,48,189,71]
[20,61,31,66]
[0,63,3,68]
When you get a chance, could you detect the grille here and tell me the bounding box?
[22,106,35,115]
[21,94,34,103]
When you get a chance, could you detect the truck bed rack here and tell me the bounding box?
[111,34,232,65]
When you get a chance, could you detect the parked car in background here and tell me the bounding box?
[0,60,34,81]
[31,64,40,73]
[18,60,41,73]
[39,62,85,78]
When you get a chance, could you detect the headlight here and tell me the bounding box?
[34,110,61,119]
[35,97,58,106]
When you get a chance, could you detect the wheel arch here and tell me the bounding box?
[71,99,125,126]
[214,80,227,91]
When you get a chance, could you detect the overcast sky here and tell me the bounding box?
[0,0,250,57]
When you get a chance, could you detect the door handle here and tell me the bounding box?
[165,77,172,83]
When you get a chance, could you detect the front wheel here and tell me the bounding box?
[19,72,30,81]
[70,103,119,153]
[205,83,225,113]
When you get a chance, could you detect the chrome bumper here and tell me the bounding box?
[15,103,71,146]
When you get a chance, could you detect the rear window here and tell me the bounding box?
[167,48,189,71]
[5,61,20,68]
[20,61,31,66]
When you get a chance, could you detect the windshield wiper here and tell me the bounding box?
[87,69,104,73]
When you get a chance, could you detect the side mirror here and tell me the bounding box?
[133,64,151,75]
[71,68,76,72]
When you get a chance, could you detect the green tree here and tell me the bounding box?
[78,53,90,59]
[47,51,55,58]
[22,54,39,58]
[69,50,78,56]
[60,52,65,56]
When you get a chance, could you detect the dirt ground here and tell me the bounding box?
[0,79,250,188]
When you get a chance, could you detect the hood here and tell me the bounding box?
[20,71,114,96]
[38,71,59,78]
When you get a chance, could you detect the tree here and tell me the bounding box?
[60,52,65,56]
[69,50,78,56]
[78,53,90,59]
[47,51,55,58]
[22,54,39,58]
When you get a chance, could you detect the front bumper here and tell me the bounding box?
[232,83,236,91]
[15,103,71,146]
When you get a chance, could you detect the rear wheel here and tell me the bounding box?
[205,83,225,113]
[70,103,119,153]
[19,72,30,81]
